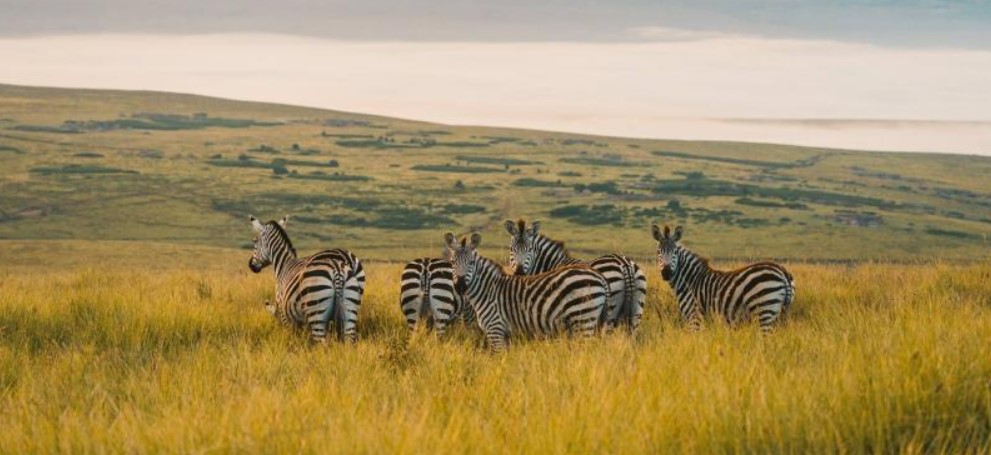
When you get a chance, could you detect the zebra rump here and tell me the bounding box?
[249,216,366,343]
[399,258,474,336]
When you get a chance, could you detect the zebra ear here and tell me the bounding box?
[504,219,519,236]
[528,220,541,236]
[278,215,289,228]
[470,232,482,249]
[250,215,264,233]
[651,224,662,241]
[444,232,458,249]
[673,225,684,241]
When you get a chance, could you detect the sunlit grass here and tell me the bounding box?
[0,261,988,452]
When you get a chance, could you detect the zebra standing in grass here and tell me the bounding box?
[505,220,647,333]
[651,224,795,333]
[445,232,608,353]
[249,215,365,343]
[399,257,475,336]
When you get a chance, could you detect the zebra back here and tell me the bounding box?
[668,246,794,332]
[463,254,607,352]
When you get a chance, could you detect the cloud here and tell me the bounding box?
[625,26,740,42]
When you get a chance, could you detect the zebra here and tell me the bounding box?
[445,231,608,353]
[249,215,365,343]
[651,223,795,333]
[399,257,475,336]
[505,219,647,333]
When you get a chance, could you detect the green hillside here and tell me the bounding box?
[1,83,989,261]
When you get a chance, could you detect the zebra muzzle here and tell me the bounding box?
[454,277,468,294]
[248,258,264,273]
[661,266,673,281]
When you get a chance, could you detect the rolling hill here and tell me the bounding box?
[1,83,989,262]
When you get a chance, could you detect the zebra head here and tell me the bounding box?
[504,219,540,275]
[445,231,481,293]
[651,224,684,281]
[248,215,290,273]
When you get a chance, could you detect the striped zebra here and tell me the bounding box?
[399,257,475,336]
[505,220,647,333]
[651,224,795,333]
[249,215,365,343]
[445,232,608,353]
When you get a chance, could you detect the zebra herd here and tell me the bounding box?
[249,215,796,351]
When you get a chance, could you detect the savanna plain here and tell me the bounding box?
[0,84,990,452]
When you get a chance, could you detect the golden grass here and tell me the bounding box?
[0,262,989,453]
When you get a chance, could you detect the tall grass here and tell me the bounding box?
[0,263,989,453]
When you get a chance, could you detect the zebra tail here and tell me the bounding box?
[419,264,432,328]
[620,260,637,325]
[334,268,347,340]
[594,272,611,330]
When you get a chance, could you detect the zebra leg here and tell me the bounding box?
[610,290,624,333]
[407,303,422,334]
[684,295,704,332]
[431,306,449,338]
[339,275,362,343]
[627,294,644,335]
[339,302,358,343]
[629,267,647,334]
[305,298,332,344]
[485,328,509,354]
[754,301,783,335]
[459,296,476,327]
[602,287,623,334]
[400,290,422,333]
[570,309,602,339]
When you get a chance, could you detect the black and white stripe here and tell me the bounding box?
[446,232,608,353]
[249,215,365,343]
[505,220,647,333]
[399,257,474,336]
[651,224,795,333]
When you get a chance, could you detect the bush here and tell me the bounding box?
[548,204,625,226]
[411,165,503,174]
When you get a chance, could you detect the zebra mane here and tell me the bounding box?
[266,220,297,258]
[475,254,513,276]
[537,233,572,258]
[679,244,711,269]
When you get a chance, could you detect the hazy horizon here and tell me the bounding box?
[3,33,990,155]
[2,1,990,155]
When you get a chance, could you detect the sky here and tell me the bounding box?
[1,1,990,154]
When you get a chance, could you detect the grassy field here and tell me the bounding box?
[0,255,989,452]
[1,84,990,452]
